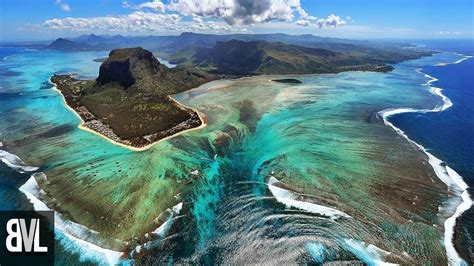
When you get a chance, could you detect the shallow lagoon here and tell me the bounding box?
[0,48,467,264]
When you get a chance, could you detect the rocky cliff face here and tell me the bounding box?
[96,47,168,89]
[95,47,213,96]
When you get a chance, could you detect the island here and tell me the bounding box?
[272,78,302,84]
[51,47,215,149]
[92,57,107,62]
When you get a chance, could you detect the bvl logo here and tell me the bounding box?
[6,218,48,253]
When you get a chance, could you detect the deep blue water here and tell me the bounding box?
[0,47,32,211]
[391,41,474,261]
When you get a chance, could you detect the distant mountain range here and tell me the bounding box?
[45,34,175,52]
[42,32,432,76]
[41,32,418,54]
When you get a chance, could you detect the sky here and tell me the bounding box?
[0,0,473,41]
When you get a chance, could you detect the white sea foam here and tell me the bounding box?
[343,239,398,266]
[0,149,39,173]
[19,174,124,265]
[131,202,184,258]
[171,202,183,214]
[453,53,473,64]
[150,203,183,238]
[378,56,472,265]
[267,176,350,220]
[434,53,472,66]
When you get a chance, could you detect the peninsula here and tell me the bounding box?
[50,39,433,149]
[51,47,215,149]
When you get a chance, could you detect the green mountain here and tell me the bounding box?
[43,32,432,64]
[52,47,215,147]
[189,40,395,75]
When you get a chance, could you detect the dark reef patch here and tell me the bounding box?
[39,81,53,90]
[0,92,21,100]
[0,69,21,77]
[37,124,76,138]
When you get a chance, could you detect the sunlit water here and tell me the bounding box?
[0,47,470,264]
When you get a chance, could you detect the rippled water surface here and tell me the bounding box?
[0,47,470,264]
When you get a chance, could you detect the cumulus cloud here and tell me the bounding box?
[42,11,244,33]
[55,0,71,12]
[138,0,165,11]
[295,19,310,26]
[163,0,346,28]
[294,14,346,28]
[166,0,301,25]
[123,0,165,11]
[316,14,346,28]
[42,0,347,34]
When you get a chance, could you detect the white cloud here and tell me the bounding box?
[42,0,347,34]
[163,0,346,28]
[294,14,346,28]
[316,14,346,28]
[435,31,462,36]
[166,0,301,25]
[123,0,165,11]
[295,19,310,26]
[55,0,71,12]
[138,0,165,11]
[42,11,246,33]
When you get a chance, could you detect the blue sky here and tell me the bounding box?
[0,0,473,41]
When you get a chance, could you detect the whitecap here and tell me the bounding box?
[435,53,472,66]
[343,239,397,266]
[267,176,350,220]
[0,149,38,173]
[19,174,125,265]
[378,61,472,265]
[130,202,184,258]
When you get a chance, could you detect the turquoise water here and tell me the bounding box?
[0,48,468,264]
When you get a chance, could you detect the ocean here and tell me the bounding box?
[390,40,474,262]
[0,41,472,264]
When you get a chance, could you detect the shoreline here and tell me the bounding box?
[19,173,126,265]
[19,53,470,263]
[49,77,207,152]
[377,54,472,265]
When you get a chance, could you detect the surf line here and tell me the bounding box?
[267,176,350,220]
[378,54,472,265]
[19,173,126,265]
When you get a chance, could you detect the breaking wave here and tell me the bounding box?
[19,173,126,266]
[0,149,39,173]
[378,54,472,265]
[267,176,350,220]
[130,202,184,258]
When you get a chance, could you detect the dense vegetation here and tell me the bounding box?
[46,34,434,146]
[187,40,396,75]
[52,48,214,146]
